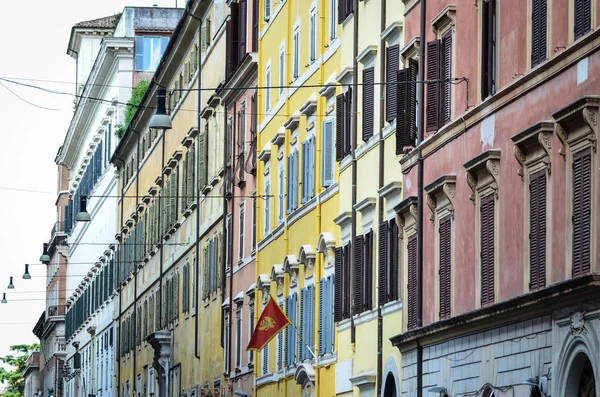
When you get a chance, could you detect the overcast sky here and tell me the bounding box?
[0,0,178,361]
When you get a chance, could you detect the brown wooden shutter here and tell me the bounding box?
[364,231,373,311]
[529,170,547,290]
[407,235,418,330]
[335,94,344,161]
[345,88,353,155]
[572,149,592,277]
[378,222,389,306]
[252,0,258,51]
[426,40,440,132]
[386,45,399,122]
[531,0,547,66]
[337,0,345,24]
[238,0,248,64]
[396,69,409,154]
[334,247,342,322]
[440,30,452,125]
[439,216,451,319]
[226,20,233,77]
[480,195,495,306]
[574,0,592,39]
[354,235,365,314]
[343,243,351,318]
[407,58,418,144]
[362,67,375,141]
[482,0,496,99]
[389,219,399,301]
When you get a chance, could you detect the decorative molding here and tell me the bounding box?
[200,106,214,120]
[511,121,555,179]
[431,5,457,34]
[271,129,286,146]
[424,175,457,221]
[552,96,599,159]
[333,211,352,227]
[394,196,418,238]
[318,74,338,98]
[354,197,377,214]
[284,112,300,130]
[336,67,354,84]
[463,150,501,203]
[356,45,378,66]
[400,37,420,62]
[258,142,272,162]
[381,21,403,45]
[299,94,318,115]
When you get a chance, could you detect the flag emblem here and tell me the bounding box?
[247,296,290,351]
[258,316,276,331]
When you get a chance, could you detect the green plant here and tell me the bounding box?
[0,343,40,397]
[112,13,122,29]
[115,80,149,139]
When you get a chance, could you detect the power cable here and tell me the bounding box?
[0,80,62,111]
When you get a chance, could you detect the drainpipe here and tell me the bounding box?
[194,4,203,362]
[350,0,359,346]
[416,0,427,396]
[377,0,387,394]
[132,129,141,392]
[117,159,125,397]
[158,120,167,337]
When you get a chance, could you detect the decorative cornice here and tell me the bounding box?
[378,181,402,200]
[552,96,599,159]
[431,5,457,33]
[353,197,377,214]
[299,94,318,115]
[258,142,271,162]
[511,121,554,179]
[400,37,420,62]
[336,67,354,84]
[333,211,352,227]
[356,45,378,65]
[463,150,501,203]
[284,112,300,130]
[424,174,457,221]
[381,21,403,44]
[271,129,286,146]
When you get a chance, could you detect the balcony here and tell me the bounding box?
[47,305,66,317]
[49,221,68,249]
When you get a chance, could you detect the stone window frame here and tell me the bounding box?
[432,5,457,124]
[511,121,554,291]
[553,96,598,276]
[424,174,457,321]
[394,196,418,324]
[464,149,501,308]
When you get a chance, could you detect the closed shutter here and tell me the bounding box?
[337,0,345,24]
[135,36,144,70]
[408,58,418,144]
[277,320,283,370]
[301,141,308,203]
[364,231,373,311]
[230,3,240,76]
[238,0,247,63]
[529,170,547,290]
[334,247,342,322]
[299,288,306,361]
[441,30,452,125]
[252,0,259,51]
[362,67,375,141]
[264,0,271,20]
[572,149,592,276]
[309,136,315,198]
[354,235,365,314]
[343,243,351,318]
[183,264,188,312]
[318,278,325,354]
[293,150,299,210]
[322,120,334,186]
[326,275,334,353]
[574,0,591,39]
[480,195,495,306]
[335,94,345,161]
[378,222,389,306]
[279,49,285,94]
[531,0,547,66]
[198,131,208,189]
[390,220,399,301]
[285,295,291,366]
[426,40,440,132]
[344,87,353,155]
[386,45,400,122]
[396,69,409,154]
[439,216,451,319]
[292,293,298,362]
[407,235,418,330]
[308,285,314,358]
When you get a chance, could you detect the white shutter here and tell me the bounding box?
[279,48,285,95]
[265,68,271,112]
[264,0,271,21]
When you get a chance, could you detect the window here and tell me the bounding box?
[182,262,189,314]
[293,27,300,79]
[226,1,246,78]
[406,235,417,330]
[531,0,547,67]
[252,193,257,250]
[276,302,283,370]
[335,89,352,161]
[362,67,375,141]
[192,255,197,310]
[201,19,211,51]
[572,149,591,277]
[386,45,400,122]
[574,0,592,39]
[329,0,337,41]
[134,36,169,71]
[202,235,220,298]
[265,64,271,112]
[480,194,495,306]
[279,44,286,96]
[529,170,547,289]
[439,216,451,319]
[301,137,316,203]
[248,303,255,365]
[287,149,299,212]
[309,7,317,63]
[338,0,353,23]
[318,275,334,355]
[252,0,259,51]
[235,306,242,369]
[198,129,208,189]
[299,285,314,361]
[224,311,230,373]
[264,0,271,21]
[481,0,497,99]
[262,343,269,375]
[425,31,452,132]
[321,120,335,187]
[264,179,270,235]
[238,202,245,262]
[334,243,351,321]
[278,160,285,223]
[284,293,298,365]
[237,103,246,186]
[226,214,232,270]
[354,231,373,314]
[378,219,399,306]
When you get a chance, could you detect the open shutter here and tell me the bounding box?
[334,247,342,322]
[408,58,418,147]
[389,220,399,301]
[407,235,418,330]
[480,195,495,305]
[322,120,334,186]
[308,285,314,357]
[441,30,452,125]
[199,132,208,189]
[238,0,247,63]
[309,136,316,198]
[286,154,292,213]
[354,235,364,314]
[396,69,409,154]
[264,0,271,20]
[362,67,375,141]
[426,40,440,132]
[344,87,353,155]
[252,0,259,51]
[230,2,240,74]
[337,0,345,24]
[386,45,400,122]
[318,278,325,354]
[135,36,144,70]
[439,216,451,319]
[335,94,345,161]
[572,149,592,276]
[378,222,389,306]
[301,141,308,203]
[529,170,547,290]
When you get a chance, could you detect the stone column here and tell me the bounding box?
[146,332,171,397]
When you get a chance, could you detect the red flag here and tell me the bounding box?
[247,296,290,351]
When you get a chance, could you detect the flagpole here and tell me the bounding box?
[286,321,318,362]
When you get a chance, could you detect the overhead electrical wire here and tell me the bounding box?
[0,80,62,111]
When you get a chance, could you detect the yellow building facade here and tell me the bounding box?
[254,0,341,396]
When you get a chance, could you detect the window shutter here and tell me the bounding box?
[327,275,334,353]
[334,247,342,322]
[318,278,325,354]
[572,149,592,276]
[279,49,285,94]
[264,0,271,21]
[225,20,233,76]
[396,68,409,154]
[198,132,208,189]
[135,36,144,70]
[354,235,365,314]
[301,141,307,203]
[480,195,495,306]
[238,0,247,63]
[252,0,259,51]
[292,293,298,362]
[344,87,353,155]
[293,150,299,210]
[277,321,283,370]
[300,288,307,361]
[426,40,440,132]
[362,67,375,141]
[335,95,345,161]
[322,120,334,186]
[286,154,292,213]
[439,216,451,319]
[441,31,452,125]
[285,296,291,366]
[574,0,591,39]
[293,32,299,78]
[265,69,271,110]
[407,59,418,152]
[378,222,389,306]
[309,136,315,198]
[529,170,547,290]
[407,235,418,330]
[310,13,316,61]
[337,0,344,24]
[308,285,314,357]
[230,2,240,72]
[364,231,373,311]
[531,0,547,66]
[386,45,400,122]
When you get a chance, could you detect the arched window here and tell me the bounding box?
[383,374,397,397]
[578,358,596,397]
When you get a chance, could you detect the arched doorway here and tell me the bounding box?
[383,374,397,397]
[579,359,596,397]
[566,352,596,397]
